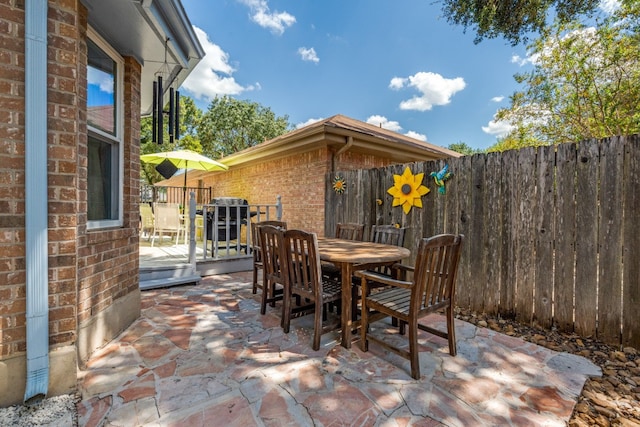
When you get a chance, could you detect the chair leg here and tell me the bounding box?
[312,301,322,351]
[252,265,258,294]
[446,306,457,356]
[408,320,420,380]
[360,301,369,352]
[282,287,291,333]
[260,277,269,315]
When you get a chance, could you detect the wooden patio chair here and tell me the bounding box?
[139,204,154,241]
[283,229,342,351]
[151,203,184,246]
[335,223,364,241]
[252,220,287,296]
[257,225,287,319]
[357,233,464,379]
[351,225,407,317]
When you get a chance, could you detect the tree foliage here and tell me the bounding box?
[198,96,291,159]
[447,141,483,155]
[440,0,600,45]
[494,2,640,145]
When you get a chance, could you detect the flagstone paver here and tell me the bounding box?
[77,271,600,426]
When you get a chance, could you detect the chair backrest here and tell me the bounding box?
[412,234,464,314]
[335,223,364,241]
[370,225,406,247]
[283,229,322,301]
[259,225,287,287]
[154,203,181,231]
[252,221,287,248]
[140,204,154,229]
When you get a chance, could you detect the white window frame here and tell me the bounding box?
[86,27,124,230]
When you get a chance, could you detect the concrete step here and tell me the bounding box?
[140,264,201,290]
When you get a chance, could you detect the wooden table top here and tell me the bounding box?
[317,237,411,264]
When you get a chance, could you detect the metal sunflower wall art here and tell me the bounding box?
[332,175,346,194]
[387,166,430,214]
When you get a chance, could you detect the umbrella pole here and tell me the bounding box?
[182,161,188,216]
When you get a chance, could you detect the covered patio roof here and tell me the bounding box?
[83,0,204,115]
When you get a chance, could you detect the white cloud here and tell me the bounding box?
[599,0,620,14]
[296,117,324,129]
[389,72,466,111]
[482,114,514,137]
[88,68,114,94]
[511,54,535,67]
[491,96,505,103]
[181,27,254,102]
[388,77,407,90]
[405,130,427,141]
[298,47,319,63]
[237,0,296,35]
[366,115,402,132]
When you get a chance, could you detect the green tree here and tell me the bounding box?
[495,3,640,145]
[140,95,204,184]
[447,141,483,155]
[198,96,291,158]
[440,0,601,45]
[486,125,546,152]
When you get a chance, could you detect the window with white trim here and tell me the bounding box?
[87,30,124,229]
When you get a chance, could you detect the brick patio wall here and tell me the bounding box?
[196,147,394,236]
[0,1,141,406]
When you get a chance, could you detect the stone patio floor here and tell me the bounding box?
[76,271,601,426]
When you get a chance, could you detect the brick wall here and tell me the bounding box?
[0,0,141,366]
[196,147,396,236]
[0,0,27,358]
[47,0,82,348]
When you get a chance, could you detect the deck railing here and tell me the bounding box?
[186,194,282,262]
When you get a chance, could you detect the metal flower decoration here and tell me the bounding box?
[332,175,346,194]
[387,167,430,214]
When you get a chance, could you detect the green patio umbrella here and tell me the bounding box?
[140,149,228,210]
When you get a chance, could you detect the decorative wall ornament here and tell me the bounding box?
[332,175,346,194]
[387,166,430,214]
[430,164,453,194]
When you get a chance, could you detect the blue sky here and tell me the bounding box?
[179,0,536,151]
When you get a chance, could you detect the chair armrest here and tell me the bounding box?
[355,270,412,294]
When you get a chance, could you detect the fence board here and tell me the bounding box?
[484,153,502,315]
[574,141,599,337]
[554,143,577,331]
[623,135,640,348]
[515,148,536,324]
[501,150,517,316]
[444,157,461,235]
[598,138,624,344]
[534,145,555,328]
[456,155,473,310]
[468,154,487,313]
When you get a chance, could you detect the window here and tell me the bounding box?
[87,30,123,228]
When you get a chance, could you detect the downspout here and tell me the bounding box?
[331,136,354,173]
[24,0,49,403]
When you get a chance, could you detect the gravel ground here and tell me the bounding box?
[1,312,638,426]
[0,393,78,427]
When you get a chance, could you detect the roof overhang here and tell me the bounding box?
[219,115,461,167]
[81,0,204,115]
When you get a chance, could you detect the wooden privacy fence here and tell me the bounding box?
[325,135,639,349]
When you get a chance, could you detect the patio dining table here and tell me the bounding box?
[317,237,411,349]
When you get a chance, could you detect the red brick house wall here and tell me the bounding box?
[196,147,395,236]
[0,1,142,406]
